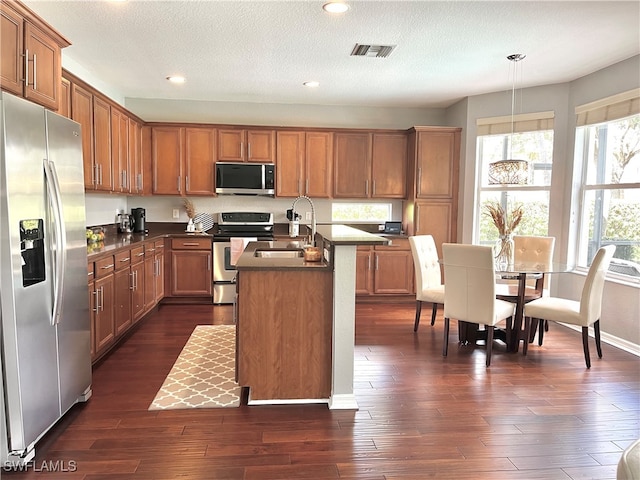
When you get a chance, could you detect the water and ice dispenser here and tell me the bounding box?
[20,219,45,287]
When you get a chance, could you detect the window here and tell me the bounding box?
[331,203,392,223]
[476,112,555,247]
[576,107,640,280]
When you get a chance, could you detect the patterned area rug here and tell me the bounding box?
[149,325,241,410]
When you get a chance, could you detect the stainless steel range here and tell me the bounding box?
[213,212,274,304]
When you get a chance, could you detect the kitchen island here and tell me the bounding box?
[235,225,388,409]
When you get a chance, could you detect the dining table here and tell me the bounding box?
[455,261,573,353]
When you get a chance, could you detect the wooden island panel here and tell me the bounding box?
[237,268,333,401]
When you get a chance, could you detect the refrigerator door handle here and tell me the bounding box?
[43,159,67,325]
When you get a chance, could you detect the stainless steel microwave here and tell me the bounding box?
[215,162,275,196]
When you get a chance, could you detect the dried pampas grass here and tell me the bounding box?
[183,198,196,219]
[484,202,523,236]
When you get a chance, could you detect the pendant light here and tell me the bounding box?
[488,54,529,185]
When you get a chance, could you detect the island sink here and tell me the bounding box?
[253,249,304,258]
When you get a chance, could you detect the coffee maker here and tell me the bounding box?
[131,208,146,233]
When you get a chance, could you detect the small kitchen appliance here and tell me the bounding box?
[131,208,146,233]
[117,213,133,233]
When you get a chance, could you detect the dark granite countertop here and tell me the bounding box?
[235,240,332,271]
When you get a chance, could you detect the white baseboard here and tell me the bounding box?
[328,394,359,410]
[561,324,640,357]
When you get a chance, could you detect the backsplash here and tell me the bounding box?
[84,193,403,228]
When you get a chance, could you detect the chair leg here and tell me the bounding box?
[522,317,530,356]
[430,303,438,326]
[544,320,549,331]
[485,326,494,367]
[443,318,450,357]
[529,318,539,343]
[594,319,603,358]
[538,319,545,346]
[582,327,591,368]
[413,300,422,332]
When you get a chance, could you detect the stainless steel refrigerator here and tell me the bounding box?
[0,92,92,465]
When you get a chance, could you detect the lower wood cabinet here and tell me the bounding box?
[143,239,165,311]
[114,250,132,337]
[168,237,212,297]
[131,245,146,322]
[356,237,414,296]
[91,255,115,358]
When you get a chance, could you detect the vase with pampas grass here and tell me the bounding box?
[484,201,524,269]
[183,198,196,232]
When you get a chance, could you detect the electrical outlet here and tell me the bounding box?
[172,208,180,219]
[305,212,312,221]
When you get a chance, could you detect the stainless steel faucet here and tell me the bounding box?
[291,195,316,246]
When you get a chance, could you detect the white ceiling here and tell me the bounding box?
[23,0,640,109]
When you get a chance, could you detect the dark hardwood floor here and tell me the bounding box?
[6,303,639,479]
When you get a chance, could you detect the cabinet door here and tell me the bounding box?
[372,133,407,198]
[71,83,94,189]
[93,96,113,191]
[131,261,145,322]
[415,201,455,258]
[305,131,333,198]
[246,130,275,163]
[152,127,183,195]
[416,131,458,198]
[185,128,215,195]
[373,251,414,294]
[217,129,244,162]
[129,118,143,194]
[140,125,152,195]
[143,255,156,310]
[0,4,23,96]
[334,132,371,198]
[155,252,165,302]
[114,268,132,336]
[170,250,212,296]
[355,248,373,295]
[23,22,60,111]
[276,131,304,197]
[111,109,129,193]
[88,282,95,361]
[59,76,70,118]
[94,274,115,354]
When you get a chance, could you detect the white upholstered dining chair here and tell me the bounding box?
[409,235,445,331]
[441,243,516,367]
[496,235,556,345]
[523,245,616,368]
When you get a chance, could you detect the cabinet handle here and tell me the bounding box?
[375,255,379,271]
[137,173,142,191]
[92,289,99,312]
[99,164,103,185]
[372,180,376,195]
[120,257,130,263]
[24,49,29,86]
[177,175,181,193]
[207,254,211,271]
[32,53,37,90]
[130,271,135,290]
[186,176,190,191]
[247,143,251,160]
[136,252,145,257]
[367,254,372,271]
[101,263,114,269]
[147,248,156,252]
[181,242,200,246]
[99,286,104,312]
[92,164,98,186]
[365,180,369,196]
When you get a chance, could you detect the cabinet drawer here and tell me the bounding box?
[144,242,157,257]
[375,237,410,250]
[154,239,165,251]
[171,238,212,250]
[114,250,131,270]
[94,255,115,278]
[131,245,145,263]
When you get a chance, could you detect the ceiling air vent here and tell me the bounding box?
[350,44,396,58]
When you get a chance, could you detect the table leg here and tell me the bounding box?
[508,272,527,353]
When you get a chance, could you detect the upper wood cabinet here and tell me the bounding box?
[334,132,371,198]
[93,96,113,192]
[59,76,70,118]
[0,0,70,111]
[152,126,216,195]
[70,82,95,189]
[218,128,275,163]
[334,131,407,198]
[129,118,144,194]
[276,130,333,198]
[111,108,129,193]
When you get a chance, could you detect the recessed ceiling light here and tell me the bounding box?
[323,2,349,14]
[303,81,320,88]
[166,76,186,84]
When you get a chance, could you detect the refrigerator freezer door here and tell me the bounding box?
[45,110,92,413]
[0,93,60,453]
